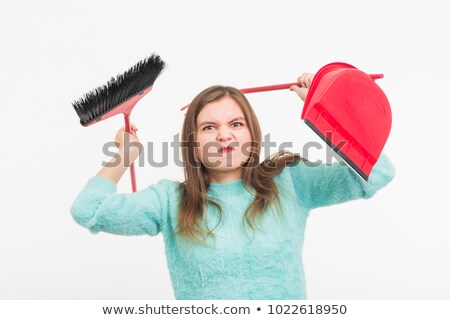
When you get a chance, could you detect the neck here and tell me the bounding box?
[207,168,243,184]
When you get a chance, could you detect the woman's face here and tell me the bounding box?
[195,96,253,179]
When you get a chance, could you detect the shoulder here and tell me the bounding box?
[273,159,306,190]
[153,177,181,189]
[276,157,311,181]
[147,178,183,198]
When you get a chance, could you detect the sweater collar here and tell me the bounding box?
[208,178,244,193]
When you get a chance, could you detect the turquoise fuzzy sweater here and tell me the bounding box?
[71,154,395,299]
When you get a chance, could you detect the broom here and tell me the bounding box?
[72,54,166,192]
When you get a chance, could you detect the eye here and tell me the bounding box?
[202,125,215,131]
[231,122,244,127]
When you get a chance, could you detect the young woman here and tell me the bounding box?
[71,73,395,299]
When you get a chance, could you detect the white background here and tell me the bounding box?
[1,0,449,299]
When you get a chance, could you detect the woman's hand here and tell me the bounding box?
[96,123,143,184]
[115,123,142,163]
[290,73,315,101]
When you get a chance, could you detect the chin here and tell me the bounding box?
[202,156,249,171]
[205,165,240,172]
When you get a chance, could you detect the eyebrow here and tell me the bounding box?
[198,116,246,128]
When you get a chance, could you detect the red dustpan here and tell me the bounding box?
[179,61,391,181]
[301,62,392,181]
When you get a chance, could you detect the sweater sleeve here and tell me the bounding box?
[289,153,395,209]
[70,176,177,236]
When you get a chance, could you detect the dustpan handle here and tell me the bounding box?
[369,74,384,80]
[180,83,300,111]
[240,82,300,94]
[240,74,383,93]
[124,114,137,193]
[180,74,384,111]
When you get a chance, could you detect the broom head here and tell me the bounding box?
[72,54,166,127]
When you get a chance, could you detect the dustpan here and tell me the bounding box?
[301,62,391,181]
[179,62,391,181]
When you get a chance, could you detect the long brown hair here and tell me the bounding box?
[177,85,303,245]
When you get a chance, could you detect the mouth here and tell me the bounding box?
[218,146,235,153]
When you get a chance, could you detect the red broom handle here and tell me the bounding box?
[124,114,137,192]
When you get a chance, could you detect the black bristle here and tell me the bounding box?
[72,54,166,126]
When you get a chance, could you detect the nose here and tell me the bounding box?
[216,127,233,142]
